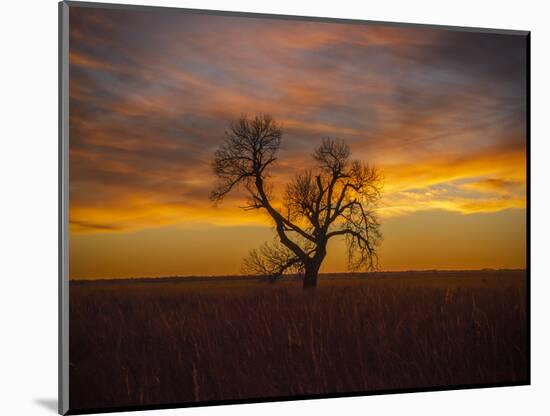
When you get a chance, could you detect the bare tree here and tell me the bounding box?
[211,114,382,288]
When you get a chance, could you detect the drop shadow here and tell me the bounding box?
[34,398,58,413]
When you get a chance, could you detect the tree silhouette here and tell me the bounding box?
[211,114,382,288]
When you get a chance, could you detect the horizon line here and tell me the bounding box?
[69,268,527,282]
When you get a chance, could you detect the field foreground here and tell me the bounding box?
[69,270,528,411]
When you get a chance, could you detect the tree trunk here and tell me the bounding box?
[303,244,326,289]
[303,264,320,289]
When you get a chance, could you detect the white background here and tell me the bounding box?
[1,0,548,415]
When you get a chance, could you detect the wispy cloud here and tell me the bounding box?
[68,7,527,234]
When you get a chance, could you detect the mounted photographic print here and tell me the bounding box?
[59,1,530,414]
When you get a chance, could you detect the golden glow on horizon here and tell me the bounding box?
[70,209,526,279]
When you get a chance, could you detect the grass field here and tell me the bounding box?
[69,270,528,411]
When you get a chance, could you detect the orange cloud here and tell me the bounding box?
[67,7,527,243]
[381,146,526,192]
[461,178,525,195]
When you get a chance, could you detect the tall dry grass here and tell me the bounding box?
[69,270,527,411]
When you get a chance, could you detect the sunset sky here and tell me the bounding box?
[68,6,527,279]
